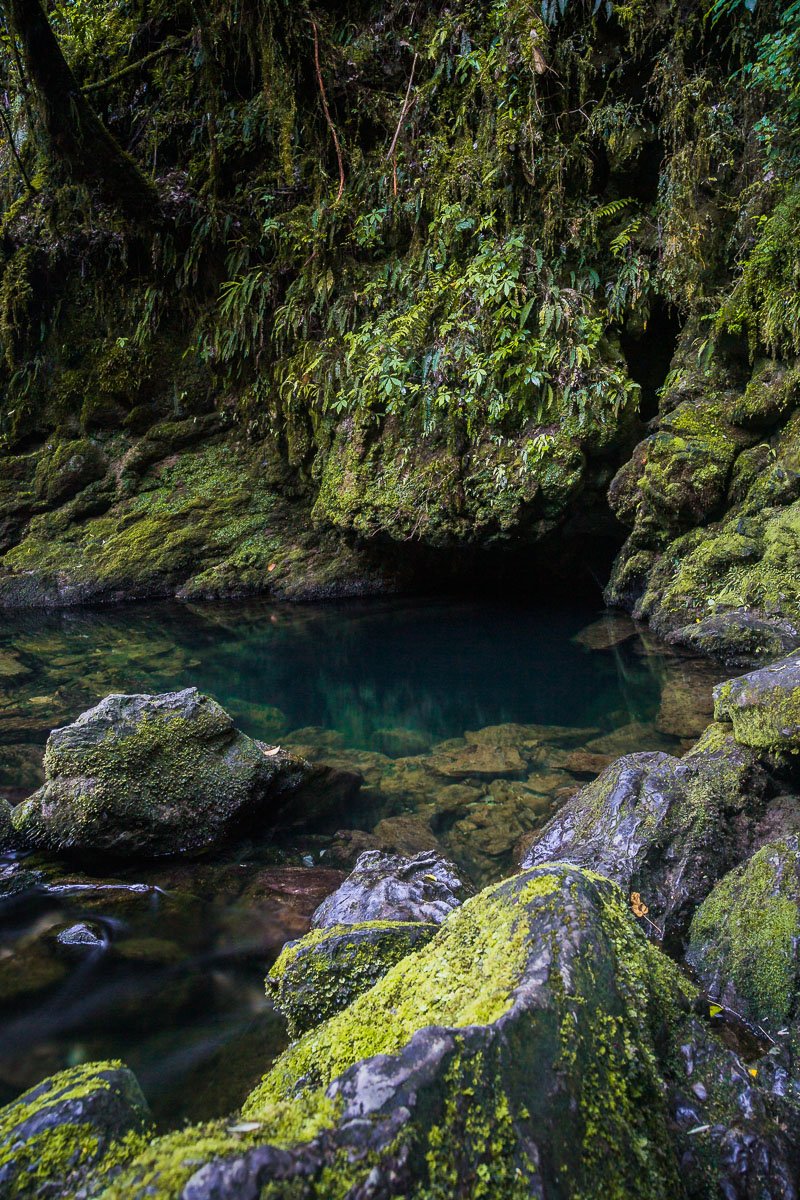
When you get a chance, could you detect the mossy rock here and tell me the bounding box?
[11,688,314,858]
[0,797,13,849]
[669,610,800,667]
[606,354,800,654]
[521,723,769,944]
[730,360,800,430]
[268,920,437,1038]
[32,440,107,507]
[0,438,385,608]
[685,836,800,1033]
[86,863,798,1199]
[713,651,800,751]
[0,1061,150,1198]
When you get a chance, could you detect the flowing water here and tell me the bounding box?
[0,597,726,1123]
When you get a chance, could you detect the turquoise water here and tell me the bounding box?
[2,597,672,765]
[0,597,722,1122]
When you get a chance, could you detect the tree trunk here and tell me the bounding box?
[3,0,158,218]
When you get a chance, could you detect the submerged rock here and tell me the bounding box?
[520,724,769,943]
[10,688,338,858]
[0,1060,150,1198]
[714,651,800,751]
[686,836,800,1035]
[81,863,798,1199]
[311,850,467,928]
[268,920,436,1038]
[53,920,107,955]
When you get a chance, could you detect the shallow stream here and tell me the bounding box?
[0,598,726,1123]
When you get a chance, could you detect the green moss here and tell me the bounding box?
[713,667,800,751]
[687,838,800,1028]
[88,866,702,1199]
[249,875,561,1113]
[0,1061,149,1199]
[268,920,438,1038]
[10,690,293,856]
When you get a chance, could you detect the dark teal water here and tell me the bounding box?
[2,598,671,765]
[0,597,719,1123]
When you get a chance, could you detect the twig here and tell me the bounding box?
[386,51,419,163]
[81,35,192,94]
[311,21,345,204]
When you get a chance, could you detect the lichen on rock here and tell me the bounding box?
[0,1061,150,1199]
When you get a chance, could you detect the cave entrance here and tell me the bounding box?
[621,300,682,421]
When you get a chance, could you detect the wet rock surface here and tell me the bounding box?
[41,863,798,1200]
[311,850,468,928]
[520,725,771,944]
[714,651,800,751]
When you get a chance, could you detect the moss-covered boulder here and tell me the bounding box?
[10,688,324,857]
[520,724,769,943]
[714,651,800,751]
[310,850,467,928]
[32,439,108,507]
[83,863,798,1199]
[267,920,437,1038]
[0,1061,150,1198]
[606,351,800,664]
[685,836,800,1034]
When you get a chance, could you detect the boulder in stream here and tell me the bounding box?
[311,849,468,928]
[520,723,770,944]
[11,688,353,858]
[0,1060,150,1198]
[714,650,800,750]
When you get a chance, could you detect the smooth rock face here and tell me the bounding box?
[714,651,800,750]
[0,1060,150,1198]
[520,726,769,943]
[268,920,437,1038]
[311,850,468,928]
[98,864,798,1200]
[10,689,319,857]
[686,836,800,1033]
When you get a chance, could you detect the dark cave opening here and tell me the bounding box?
[621,300,683,421]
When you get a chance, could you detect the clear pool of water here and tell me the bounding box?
[0,596,725,1121]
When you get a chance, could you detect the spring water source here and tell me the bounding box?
[0,597,725,1123]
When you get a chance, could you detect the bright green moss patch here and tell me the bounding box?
[0,1061,150,1199]
[247,874,560,1113]
[687,837,800,1028]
